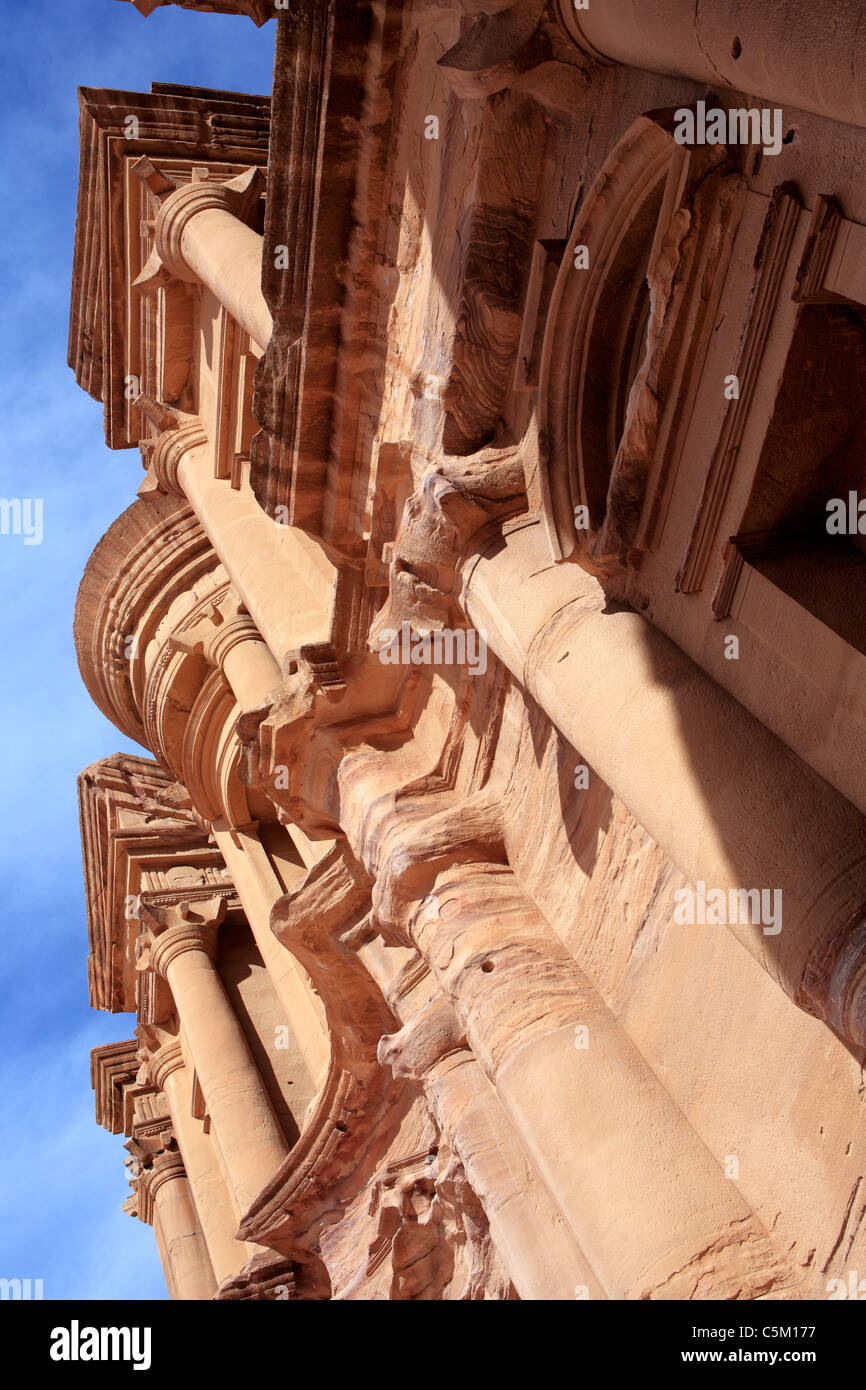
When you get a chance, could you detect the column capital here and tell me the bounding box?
[134,400,208,498]
[150,166,266,284]
[149,920,220,978]
[140,894,228,978]
[140,1149,188,1204]
[146,1039,186,1092]
[168,588,259,670]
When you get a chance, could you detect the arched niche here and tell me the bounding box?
[537,113,744,574]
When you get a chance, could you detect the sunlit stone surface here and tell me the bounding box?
[74,1,866,1299]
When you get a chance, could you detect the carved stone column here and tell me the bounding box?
[148,1041,255,1285]
[403,862,793,1300]
[377,993,604,1301]
[170,589,283,713]
[143,896,291,1214]
[557,0,866,128]
[212,823,331,1090]
[138,1149,217,1300]
[152,169,272,350]
[461,515,866,1047]
[137,407,337,675]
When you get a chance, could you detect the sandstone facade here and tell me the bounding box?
[74,2,866,1298]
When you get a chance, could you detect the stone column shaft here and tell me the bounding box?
[180,207,271,350]
[375,990,605,1301]
[151,918,291,1215]
[461,519,866,1044]
[145,1152,217,1300]
[174,590,282,712]
[213,823,331,1089]
[141,409,337,675]
[177,446,336,672]
[154,177,272,349]
[222,637,282,713]
[150,1043,255,1285]
[561,0,866,128]
[409,865,788,1299]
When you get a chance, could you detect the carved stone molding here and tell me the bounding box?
[538,113,746,577]
[168,587,256,670]
[676,186,802,593]
[438,0,590,112]
[135,401,209,499]
[216,1250,316,1301]
[146,1039,185,1093]
[140,895,228,978]
[793,195,866,309]
[369,448,527,648]
[91,1039,141,1135]
[236,843,406,1268]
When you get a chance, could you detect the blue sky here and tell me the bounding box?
[0,0,275,1300]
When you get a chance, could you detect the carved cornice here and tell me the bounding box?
[215,1250,306,1301]
[69,83,269,448]
[78,754,220,1012]
[91,1039,140,1134]
[793,195,866,309]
